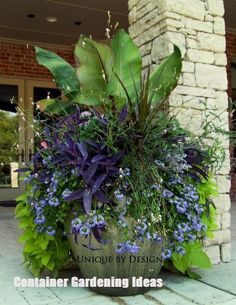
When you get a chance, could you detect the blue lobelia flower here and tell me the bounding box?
[177,222,190,233]
[34,214,46,225]
[79,224,90,236]
[176,245,186,256]
[192,217,202,231]
[173,230,184,242]
[162,189,174,198]
[71,218,82,231]
[161,248,172,260]
[46,226,56,236]
[48,197,60,207]
[62,188,72,199]
[176,201,188,214]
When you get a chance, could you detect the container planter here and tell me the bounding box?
[67,221,163,296]
[16,28,221,290]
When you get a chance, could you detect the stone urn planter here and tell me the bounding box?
[67,221,163,296]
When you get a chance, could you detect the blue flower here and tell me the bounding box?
[162,189,174,198]
[62,188,72,199]
[146,232,163,243]
[194,204,204,214]
[119,168,131,177]
[114,189,125,202]
[46,226,56,236]
[173,230,184,242]
[93,215,106,227]
[187,233,196,242]
[127,242,139,254]
[71,218,82,231]
[177,223,190,233]
[48,197,60,207]
[192,217,202,231]
[176,246,186,256]
[136,222,148,235]
[176,201,188,214]
[34,214,46,224]
[79,225,90,236]
[150,184,161,191]
[116,241,139,255]
[161,248,172,260]
[154,160,165,167]
[116,243,126,255]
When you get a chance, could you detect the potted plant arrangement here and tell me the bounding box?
[16,29,223,296]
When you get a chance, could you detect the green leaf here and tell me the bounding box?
[35,46,79,99]
[107,29,142,103]
[36,237,50,250]
[16,193,27,203]
[15,207,30,218]
[148,45,182,104]
[15,202,25,215]
[172,252,190,273]
[36,99,75,116]
[75,36,113,105]
[19,217,34,229]
[41,253,51,266]
[47,259,55,271]
[24,242,38,254]
[19,231,33,243]
[186,269,201,280]
[190,249,212,269]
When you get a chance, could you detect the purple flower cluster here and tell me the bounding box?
[71,214,106,238]
[116,241,139,255]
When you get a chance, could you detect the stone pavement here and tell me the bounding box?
[0,205,236,305]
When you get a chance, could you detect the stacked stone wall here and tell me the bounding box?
[129,0,231,263]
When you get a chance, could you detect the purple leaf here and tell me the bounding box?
[52,155,68,163]
[83,189,92,213]
[119,106,128,122]
[92,227,102,243]
[82,164,98,183]
[75,106,81,122]
[110,151,123,164]
[94,190,109,203]
[85,139,99,149]
[77,143,88,160]
[65,189,83,201]
[91,154,107,163]
[92,174,107,194]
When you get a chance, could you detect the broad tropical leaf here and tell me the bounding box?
[36,99,75,116]
[148,45,182,104]
[75,35,113,105]
[35,46,79,100]
[107,29,142,104]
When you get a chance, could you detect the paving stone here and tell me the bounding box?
[161,273,235,305]
[119,294,159,305]
[49,286,95,301]
[218,298,236,305]
[147,288,199,304]
[17,286,61,305]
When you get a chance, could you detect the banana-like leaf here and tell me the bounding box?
[148,45,182,104]
[107,29,142,104]
[75,36,113,105]
[35,47,79,100]
[36,99,75,116]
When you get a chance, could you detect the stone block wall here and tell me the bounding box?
[128,0,231,263]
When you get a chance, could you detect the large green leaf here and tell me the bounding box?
[36,99,75,116]
[148,45,182,104]
[107,30,142,104]
[75,35,113,105]
[35,47,79,100]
